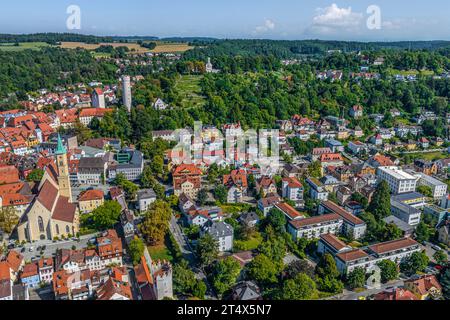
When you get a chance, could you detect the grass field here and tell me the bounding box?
[234,232,263,251]
[388,68,435,76]
[147,244,174,262]
[149,41,193,53]
[403,151,448,161]
[174,74,206,108]
[0,42,52,51]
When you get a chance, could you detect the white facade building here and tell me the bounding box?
[377,166,418,194]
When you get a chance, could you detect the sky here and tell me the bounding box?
[1,0,450,41]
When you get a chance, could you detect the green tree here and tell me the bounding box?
[192,280,207,299]
[265,208,287,234]
[197,189,209,206]
[400,251,430,276]
[128,238,145,265]
[414,221,431,243]
[316,253,340,279]
[433,250,448,266]
[114,173,139,200]
[0,207,19,234]
[367,181,391,219]
[246,254,279,285]
[214,185,228,204]
[417,185,433,198]
[284,260,315,279]
[197,233,219,267]
[279,273,318,300]
[211,257,241,297]
[308,161,322,178]
[26,169,44,182]
[139,200,172,245]
[173,260,197,295]
[346,267,366,289]
[88,200,122,230]
[377,260,399,283]
[440,268,450,300]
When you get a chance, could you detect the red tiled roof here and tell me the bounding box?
[374,288,418,301]
[78,189,104,202]
[173,164,202,176]
[320,233,348,251]
[52,196,77,223]
[289,213,341,229]
[282,177,303,188]
[321,201,365,226]
[275,202,304,220]
[336,249,368,262]
[0,262,10,281]
[368,238,419,255]
[6,251,24,272]
[37,180,58,211]
[21,263,38,278]
[404,275,442,296]
[0,166,20,184]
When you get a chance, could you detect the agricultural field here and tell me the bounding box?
[59,41,193,54]
[0,42,52,51]
[149,41,193,53]
[174,74,206,108]
[59,41,150,53]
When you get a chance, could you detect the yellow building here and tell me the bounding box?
[78,189,104,214]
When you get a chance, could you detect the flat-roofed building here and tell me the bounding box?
[377,166,417,194]
[415,173,447,199]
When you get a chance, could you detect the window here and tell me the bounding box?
[38,216,45,233]
[66,226,70,234]
[56,224,60,235]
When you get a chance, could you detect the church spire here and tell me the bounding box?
[55,134,66,155]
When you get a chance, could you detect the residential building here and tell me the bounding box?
[390,198,422,226]
[287,214,343,240]
[91,88,105,108]
[319,201,367,240]
[257,195,281,217]
[404,275,442,300]
[223,169,248,203]
[172,164,202,199]
[281,177,304,206]
[38,258,54,284]
[317,233,352,256]
[230,281,262,300]
[137,189,157,213]
[201,220,234,252]
[274,202,304,221]
[256,177,277,198]
[376,166,418,194]
[349,105,363,119]
[78,189,104,214]
[20,263,40,288]
[306,178,329,201]
[414,159,438,175]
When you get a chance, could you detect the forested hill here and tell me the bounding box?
[185,39,450,59]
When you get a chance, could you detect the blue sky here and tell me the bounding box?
[1,0,450,40]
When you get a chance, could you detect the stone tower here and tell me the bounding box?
[55,134,72,201]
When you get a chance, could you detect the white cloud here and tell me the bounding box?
[254,19,276,34]
[308,3,364,35]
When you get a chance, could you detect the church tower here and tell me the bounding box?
[55,134,72,201]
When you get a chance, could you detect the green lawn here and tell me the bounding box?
[147,243,174,262]
[403,151,448,162]
[234,232,263,251]
[174,75,206,108]
[0,42,51,51]
[387,68,434,76]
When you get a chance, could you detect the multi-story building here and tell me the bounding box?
[306,178,329,201]
[415,173,447,199]
[319,201,367,240]
[201,220,234,252]
[172,164,202,199]
[137,189,157,213]
[78,189,104,214]
[91,88,105,108]
[281,177,304,206]
[390,198,422,226]
[108,149,144,182]
[77,157,107,185]
[376,166,417,194]
[287,214,343,241]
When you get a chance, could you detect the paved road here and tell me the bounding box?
[13,233,99,262]
[329,279,405,300]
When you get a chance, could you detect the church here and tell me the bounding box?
[17,135,79,242]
